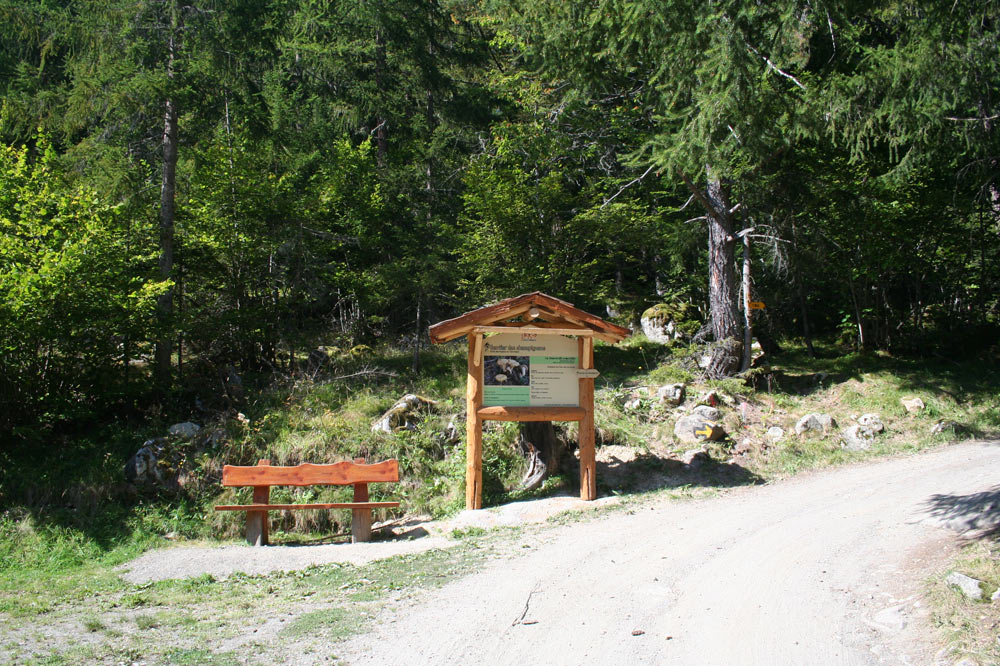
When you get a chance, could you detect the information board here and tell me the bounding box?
[482,332,579,407]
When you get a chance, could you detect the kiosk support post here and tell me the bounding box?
[578,337,596,500]
[466,333,484,509]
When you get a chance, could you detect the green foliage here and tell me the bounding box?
[0,138,161,426]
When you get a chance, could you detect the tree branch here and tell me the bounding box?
[600,164,655,208]
[679,172,723,221]
[746,44,806,90]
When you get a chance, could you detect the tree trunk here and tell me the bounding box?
[154,6,180,391]
[518,421,565,492]
[704,170,742,377]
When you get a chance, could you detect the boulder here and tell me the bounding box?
[674,415,726,444]
[945,571,983,600]
[794,413,836,435]
[123,443,162,484]
[640,303,700,344]
[766,426,785,443]
[691,405,721,421]
[857,413,885,433]
[841,424,876,450]
[657,383,686,406]
[371,394,439,433]
[901,396,926,413]
[168,422,201,440]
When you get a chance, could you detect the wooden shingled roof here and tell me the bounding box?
[428,292,630,345]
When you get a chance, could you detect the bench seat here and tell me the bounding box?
[214,458,400,545]
[215,501,400,511]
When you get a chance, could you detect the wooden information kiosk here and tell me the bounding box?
[428,292,629,510]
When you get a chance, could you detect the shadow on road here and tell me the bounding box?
[921,485,1000,539]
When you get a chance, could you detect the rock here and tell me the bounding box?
[640,303,700,344]
[657,383,686,406]
[931,420,962,435]
[794,413,836,435]
[691,405,721,421]
[623,396,643,411]
[872,606,907,632]
[732,438,753,455]
[946,571,983,600]
[680,448,710,469]
[123,444,162,484]
[901,396,926,413]
[371,394,439,433]
[841,424,876,450]
[857,413,885,433]
[992,587,1000,603]
[766,426,785,443]
[674,415,726,444]
[168,422,201,440]
[702,390,736,407]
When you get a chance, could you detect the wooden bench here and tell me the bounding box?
[214,458,400,546]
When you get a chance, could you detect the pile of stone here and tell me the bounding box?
[123,420,227,490]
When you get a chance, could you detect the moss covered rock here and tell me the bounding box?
[641,302,701,343]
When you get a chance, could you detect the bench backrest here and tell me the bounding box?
[222,459,399,487]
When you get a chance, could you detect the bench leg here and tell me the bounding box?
[352,473,372,543]
[351,507,372,543]
[248,462,271,546]
[247,509,268,546]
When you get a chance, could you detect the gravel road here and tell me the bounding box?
[334,441,1000,666]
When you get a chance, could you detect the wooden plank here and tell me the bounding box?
[428,292,630,344]
[466,334,484,510]
[477,406,587,422]
[578,340,597,500]
[222,459,399,487]
[352,457,372,543]
[430,296,540,343]
[472,325,594,337]
[519,314,621,344]
[215,502,401,511]
[528,294,630,341]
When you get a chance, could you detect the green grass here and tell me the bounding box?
[284,607,365,639]
[928,540,1000,665]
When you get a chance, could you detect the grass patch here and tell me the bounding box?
[284,606,364,639]
[929,540,1000,665]
[162,648,241,665]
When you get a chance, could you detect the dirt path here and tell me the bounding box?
[334,441,1000,666]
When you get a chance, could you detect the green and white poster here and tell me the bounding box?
[482,332,579,407]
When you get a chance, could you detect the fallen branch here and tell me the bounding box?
[512,583,542,626]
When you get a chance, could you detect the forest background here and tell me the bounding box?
[1,0,998,441]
